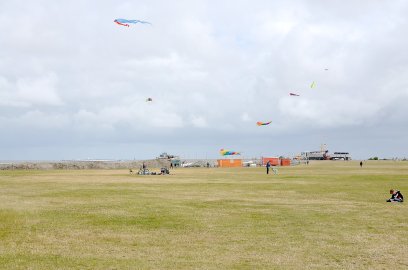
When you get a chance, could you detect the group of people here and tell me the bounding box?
[129,162,172,175]
[133,161,403,203]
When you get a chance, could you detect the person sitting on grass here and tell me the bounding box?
[386,189,404,202]
[160,167,169,175]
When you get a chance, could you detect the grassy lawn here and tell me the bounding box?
[0,161,407,269]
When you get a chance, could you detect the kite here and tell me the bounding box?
[220,149,241,156]
[146,98,153,102]
[114,18,152,27]
[290,93,300,96]
[257,121,272,126]
[310,81,316,88]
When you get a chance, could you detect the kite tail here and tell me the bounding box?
[115,21,130,27]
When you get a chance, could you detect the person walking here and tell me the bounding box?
[266,160,271,174]
[360,161,363,168]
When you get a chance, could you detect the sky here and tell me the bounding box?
[1,0,408,160]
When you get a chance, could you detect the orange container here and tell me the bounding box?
[217,159,243,168]
[262,157,280,166]
[280,159,291,166]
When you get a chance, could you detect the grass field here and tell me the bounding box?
[0,161,407,269]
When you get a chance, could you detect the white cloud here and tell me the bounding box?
[278,96,382,128]
[0,0,408,159]
[190,115,208,128]
[0,74,62,107]
[241,112,251,122]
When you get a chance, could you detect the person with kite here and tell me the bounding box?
[266,160,271,174]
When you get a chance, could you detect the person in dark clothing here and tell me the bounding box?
[360,161,363,168]
[387,189,404,202]
[141,162,147,175]
[266,160,271,174]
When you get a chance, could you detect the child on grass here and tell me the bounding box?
[387,189,404,202]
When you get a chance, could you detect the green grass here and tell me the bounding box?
[0,161,407,269]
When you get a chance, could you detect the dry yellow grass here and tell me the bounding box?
[0,160,407,269]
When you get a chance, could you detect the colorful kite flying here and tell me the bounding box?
[256,121,272,126]
[219,149,241,156]
[310,81,316,88]
[114,18,152,27]
[290,93,300,96]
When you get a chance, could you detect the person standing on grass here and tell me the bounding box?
[266,160,271,174]
[360,161,363,167]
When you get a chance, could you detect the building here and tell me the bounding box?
[217,159,243,168]
[262,157,280,166]
[330,152,351,160]
[302,150,351,160]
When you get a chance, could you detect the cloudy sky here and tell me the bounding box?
[1,0,407,160]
